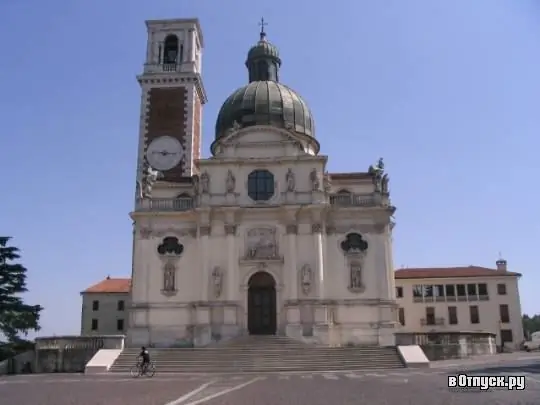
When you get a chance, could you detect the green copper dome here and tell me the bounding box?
[213,27,316,142]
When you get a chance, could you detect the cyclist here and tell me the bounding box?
[138,346,150,373]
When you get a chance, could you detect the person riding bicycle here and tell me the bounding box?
[138,346,150,372]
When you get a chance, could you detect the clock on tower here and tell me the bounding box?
[135,18,207,183]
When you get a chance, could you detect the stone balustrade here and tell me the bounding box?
[135,193,379,212]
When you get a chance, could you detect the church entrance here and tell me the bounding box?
[247,271,277,335]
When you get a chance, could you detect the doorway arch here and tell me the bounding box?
[247,271,277,335]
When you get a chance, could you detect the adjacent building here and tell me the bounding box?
[394,259,524,350]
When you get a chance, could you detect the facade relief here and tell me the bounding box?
[211,266,224,298]
[300,264,313,296]
[244,227,279,260]
[285,168,295,192]
[348,260,365,293]
[200,171,210,193]
[226,170,236,193]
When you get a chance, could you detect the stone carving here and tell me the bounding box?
[139,227,152,239]
[285,168,295,192]
[381,173,390,194]
[323,172,332,192]
[211,266,223,298]
[192,175,199,195]
[368,157,385,193]
[245,227,278,259]
[226,170,235,193]
[325,225,336,235]
[200,171,210,193]
[309,169,320,191]
[285,224,298,235]
[300,264,313,296]
[224,224,237,236]
[311,223,322,234]
[138,162,163,199]
[162,261,176,293]
[157,237,184,256]
[348,261,365,293]
[199,226,211,237]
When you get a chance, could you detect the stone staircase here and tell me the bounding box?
[109,336,405,373]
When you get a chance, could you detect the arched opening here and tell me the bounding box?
[247,271,277,335]
[163,35,180,65]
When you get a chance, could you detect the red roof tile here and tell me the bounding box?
[82,277,131,294]
[394,266,521,279]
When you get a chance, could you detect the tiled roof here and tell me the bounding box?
[395,266,521,279]
[82,277,131,294]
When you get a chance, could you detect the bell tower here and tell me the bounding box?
[135,18,207,184]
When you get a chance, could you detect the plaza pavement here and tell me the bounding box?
[1,354,539,405]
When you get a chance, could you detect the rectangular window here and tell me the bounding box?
[396,286,403,298]
[434,285,445,300]
[398,308,405,326]
[501,329,513,343]
[469,305,479,324]
[413,285,423,301]
[448,306,458,325]
[91,319,98,331]
[117,319,124,331]
[478,283,488,296]
[426,307,435,325]
[117,300,125,311]
[457,284,466,301]
[423,285,433,297]
[467,283,477,299]
[500,304,510,323]
[445,284,456,297]
[497,283,507,295]
[92,300,99,311]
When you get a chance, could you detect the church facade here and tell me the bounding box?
[128,18,398,348]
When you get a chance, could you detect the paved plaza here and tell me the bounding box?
[1,359,539,405]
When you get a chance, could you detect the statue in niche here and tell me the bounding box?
[192,175,200,195]
[286,168,295,192]
[163,262,176,292]
[246,228,278,259]
[138,161,163,199]
[309,169,320,191]
[200,171,210,193]
[300,264,313,295]
[349,262,364,291]
[226,170,235,193]
[211,266,223,298]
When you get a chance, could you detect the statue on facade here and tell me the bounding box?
[200,171,210,193]
[226,121,242,137]
[323,172,332,192]
[368,157,385,193]
[138,162,163,199]
[286,168,295,192]
[192,174,200,195]
[300,264,313,295]
[381,173,390,194]
[309,169,320,191]
[163,262,176,292]
[226,170,235,193]
[211,266,223,298]
[350,262,363,291]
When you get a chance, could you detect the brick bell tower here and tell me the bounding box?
[135,18,207,185]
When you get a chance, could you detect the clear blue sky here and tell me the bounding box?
[1,0,539,336]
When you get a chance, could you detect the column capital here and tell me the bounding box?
[285,224,298,235]
[224,224,237,236]
[199,225,211,237]
[311,223,323,234]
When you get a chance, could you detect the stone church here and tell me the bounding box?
[129,18,398,348]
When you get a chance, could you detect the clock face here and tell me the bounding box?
[146,136,184,171]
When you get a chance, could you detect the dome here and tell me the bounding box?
[214,81,315,140]
[247,39,279,61]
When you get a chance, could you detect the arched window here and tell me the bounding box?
[337,189,351,194]
[247,170,275,201]
[163,35,179,64]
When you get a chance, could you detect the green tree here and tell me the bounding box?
[522,314,540,339]
[0,237,42,358]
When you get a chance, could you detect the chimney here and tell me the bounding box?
[496,259,507,272]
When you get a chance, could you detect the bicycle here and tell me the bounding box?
[130,359,156,378]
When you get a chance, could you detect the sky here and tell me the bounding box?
[1,0,539,337]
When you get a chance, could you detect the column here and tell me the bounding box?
[286,224,298,300]
[199,226,211,300]
[312,223,325,299]
[225,225,237,301]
